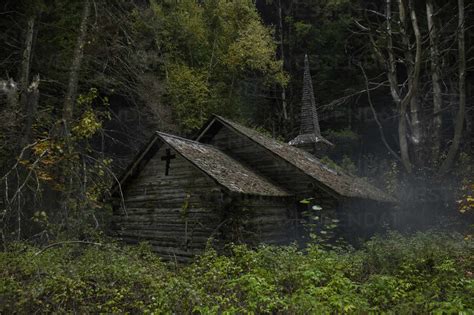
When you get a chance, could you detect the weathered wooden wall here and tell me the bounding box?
[218,195,298,246]
[112,143,224,261]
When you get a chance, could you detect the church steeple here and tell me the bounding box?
[289,54,333,156]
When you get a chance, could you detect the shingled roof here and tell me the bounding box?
[207,116,396,203]
[157,132,290,197]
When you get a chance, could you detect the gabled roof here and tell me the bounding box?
[157,133,290,197]
[199,115,395,203]
[112,131,290,198]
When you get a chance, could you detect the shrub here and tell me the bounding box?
[0,232,472,313]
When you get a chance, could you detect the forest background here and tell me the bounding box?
[0,0,472,245]
[0,0,473,313]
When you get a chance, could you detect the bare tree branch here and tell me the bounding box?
[360,63,402,163]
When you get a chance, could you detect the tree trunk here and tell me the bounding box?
[388,0,413,173]
[62,1,91,132]
[398,105,412,172]
[386,0,400,105]
[60,1,91,228]
[439,0,466,174]
[19,16,35,108]
[391,0,421,174]
[407,0,422,166]
[426,0,443,163]
[19,15,39,148]
[278,0,288,120]
[398,0,422,165]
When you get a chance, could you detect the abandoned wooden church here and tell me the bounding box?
[111,56,395,261]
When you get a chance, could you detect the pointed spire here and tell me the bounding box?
[300,54,321,136]
[289,54,333,152]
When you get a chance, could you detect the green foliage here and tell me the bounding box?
[282,0,358,104]
[320,155,357,175]
[385,161,400,195]
[340,155,357,175]
[1,232,472,313]
[19,88,112,240]
[324,128,359,143]
[141,0,286,131]
[456,153,474,224]
[167,65,212,131]
[298,198,340,244]
[226,19,287,85]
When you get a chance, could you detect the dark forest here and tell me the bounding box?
[0,0,473,313]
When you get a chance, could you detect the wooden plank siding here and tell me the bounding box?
[216,196,298,246]
[240,197,299,245]
[112,144,224,261]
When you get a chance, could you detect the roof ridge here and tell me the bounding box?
[156,131,195,142]
[157,131,217,148]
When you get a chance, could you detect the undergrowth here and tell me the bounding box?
[0,232,473,313]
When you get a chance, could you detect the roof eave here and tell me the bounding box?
[288,134,334,147]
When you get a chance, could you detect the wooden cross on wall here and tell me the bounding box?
[161,148,176,176]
